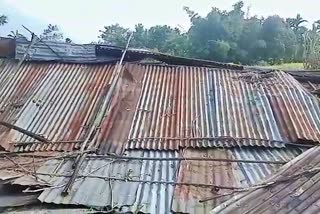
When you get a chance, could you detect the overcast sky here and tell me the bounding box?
[0,0,319,43]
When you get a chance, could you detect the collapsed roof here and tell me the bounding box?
[212,146,320,214]
[0,38,319,213]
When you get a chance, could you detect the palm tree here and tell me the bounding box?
[0,15,7,26]
[287,14,307,33]
[312,20,320,33]
[7,30,24,39]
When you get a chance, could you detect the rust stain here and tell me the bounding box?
[212,147,320,214]
[97,64,144,154]
[173,148,238,208]
[0,38,15,57]
[0,61,116,152]
[0,61,319,153]
[127,66,320,150]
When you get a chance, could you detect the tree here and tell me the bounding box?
[65,38,72,43]
[7,30,24,39]
[97,1,319,65]
[164,33,190,56]
[99,23,189,56]
[131,24,147,48]
[312,20,320,33]
[98,24,130,47]
[183,6,198,21]
[40,24,64,41]
[209,40,231,61]
[225,1,246,62]
[303,20,320,69]
[146,25,180,53]
[286,14,307,33]
[286,14,308,61]
[303,29,320,69]
[261,16,297,63]
[0,15,7,26]
[238,17,265,63]
[187,7,228,60]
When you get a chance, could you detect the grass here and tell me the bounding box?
[262,63,304,70]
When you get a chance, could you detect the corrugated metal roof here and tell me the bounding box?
[0,60,117,152]
[10,147,302,213]
[96,64,145,154]
[211,146,320,214]
[122,150,179,214]
[297,80,320,99]
[126,65,320,151]
[34,150,179,213]
[1,38,244,69]
[37,156,142,209]
[171,147,303,214]
[231,146,303,185]
[172,148,241,214]
[0,61,319,153]
[15,39,118,63]
[96,45,244,70]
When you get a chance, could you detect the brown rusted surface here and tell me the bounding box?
[0,147,302,213]
[266,72,320,143]
[170,146,303,214]
[212,146,320,214]
[172,148,241,213]
[0,61,320,153]
[97,64,144,154]
[0,60,116,152]
[127,66,320,150]
[0,38,15,58]
[0,61,51,150]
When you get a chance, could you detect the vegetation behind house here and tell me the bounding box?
[1,1,320,68]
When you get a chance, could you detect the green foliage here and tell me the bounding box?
[312,20,320,32]
[261,16,297,63]
[7,30,24,39]
[98,23,189,56]
[5,1,320,67]
[40,24,64,41]
[39,24,72,43]
[98,1,308,65]
[98,24,130,47]
[147,25,189,56]
[286,14,307,33]
[0,15,7,26]
[65,38,72,43]
[304,29,320,69]
[264,62,304,70]
[209,40,231,61]
[131,24,147,48]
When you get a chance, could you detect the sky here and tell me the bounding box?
[0,0,319,43]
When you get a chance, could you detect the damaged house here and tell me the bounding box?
[0,37,320,213]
